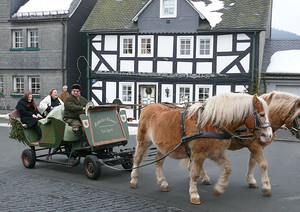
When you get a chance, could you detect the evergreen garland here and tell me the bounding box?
[9,119,27,144]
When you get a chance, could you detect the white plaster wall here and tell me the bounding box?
[240,54,250,73]
[158,36,174,57]
[92,42,101,51]
[92,90,102,106]
[157,61,173,73]
[196,62,212,74]
[91,52,100,71]
[217,35,232,52]
[92,35,101,41]
[106,82,116,103]
[216,56,237,73]
[120,60,134,72]
[237,33,250,40]
[92,81,102,87]
[237,42,250,51]
[235,85,247,93]
[216,85,231,95]
[138,61,153,73]
[177,62,193,74]
[104,35,117,51]
[100,55,117,71]
[161,84,173,102]
[227,65,240,73]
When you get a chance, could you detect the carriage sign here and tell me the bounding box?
[80,107,128,146]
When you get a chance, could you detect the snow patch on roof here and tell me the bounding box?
[13,0,73,17]
[266,50,300,73]
[190,0,225,28]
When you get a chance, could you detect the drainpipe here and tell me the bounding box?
[250,31,257,94]
[61,19,65,86]
[87,34,91,100]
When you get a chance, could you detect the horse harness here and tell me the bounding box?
[177,103,271,160]
[282,100,300,138]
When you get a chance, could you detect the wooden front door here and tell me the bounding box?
[139,85,156,104]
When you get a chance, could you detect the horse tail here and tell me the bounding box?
[179,158,190,170]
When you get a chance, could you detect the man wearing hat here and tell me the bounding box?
[64,84,88,146]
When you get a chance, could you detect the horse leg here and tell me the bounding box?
[200,167,212,185]
[130,139,152,189]
[189,157,205,204]
[250,148,271,195]
[211,153,232,196]
[155,151,170,191]
[246,152,258,188]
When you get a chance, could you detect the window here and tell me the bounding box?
[122,84,132,102]
[177,36,193,58]
[29,76,40,94]
[196,36,213,58]
[195,85,212,102]
[12,30,23,48]
[13,76,25,93]
[120,36,135,57]
[138,36,153,57]
[28,29,39,48]
[160,0,177,18]
[176,85,193,103]
[0,77,3,94]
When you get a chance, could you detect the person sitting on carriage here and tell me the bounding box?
[15,91,43,141]
[39,89,64,118]
[63,84,88,147]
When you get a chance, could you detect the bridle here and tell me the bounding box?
[283,100,300,138]
[246,104,271,133]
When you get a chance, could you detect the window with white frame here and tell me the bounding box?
[0,77,3,94]
[120,36,135,57]
[29,76,40,94]
[195,85,212,102]
[176,85,193,103]
[12,30,23,48]
[177,36,193,58]
[13,76,25,93]
[138,36,153,57]
[196,36,213,58]
[121,84,132,102]
[28,29,39,48]
[160,0,177,18]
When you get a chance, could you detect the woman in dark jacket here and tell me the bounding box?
[15,91,43,140]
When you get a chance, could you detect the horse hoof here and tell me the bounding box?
[202,180,212,185]
[262,188,272,196]
[190,198,201,205]
[130,183,138,189]
[161,186,171,192]
[213,188,222,197]
[248,183,258,188]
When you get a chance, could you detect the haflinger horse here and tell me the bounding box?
[130,93,273,204]
[198,91,300,196]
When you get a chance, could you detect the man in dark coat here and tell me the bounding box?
[64,84,88,146]
[16,91,43,140]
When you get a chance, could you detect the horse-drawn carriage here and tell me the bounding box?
[9,104,134,180]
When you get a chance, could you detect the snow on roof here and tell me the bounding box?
[13,0,73,17]
[190,0,228,28]
[266,50,300,73]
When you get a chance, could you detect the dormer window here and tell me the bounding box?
[160,0,177,18]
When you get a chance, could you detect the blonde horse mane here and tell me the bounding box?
[261,91,300,120]
[188,93,269,127]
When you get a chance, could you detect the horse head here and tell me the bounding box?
[283,99,300,139]
[244,94,273,143]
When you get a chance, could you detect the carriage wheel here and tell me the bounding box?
[21,149,36,168]
[84,155,101,180]
[121,157,133,170]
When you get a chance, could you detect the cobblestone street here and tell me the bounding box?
[0,169,184,212]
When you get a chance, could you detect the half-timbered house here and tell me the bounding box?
[81,0,272,119]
